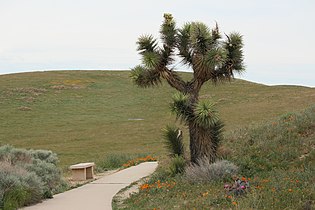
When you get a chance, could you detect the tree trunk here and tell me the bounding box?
[189,121,218,164]
[187,82,218,164]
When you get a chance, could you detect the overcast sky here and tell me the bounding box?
[0,0,314,86]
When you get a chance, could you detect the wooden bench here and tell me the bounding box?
[69,162,95,181]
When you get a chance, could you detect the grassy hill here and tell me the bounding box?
[1,70,314,168]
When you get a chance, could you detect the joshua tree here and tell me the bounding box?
[131,14,244,164]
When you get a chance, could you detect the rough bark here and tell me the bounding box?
[160,69,187,93]
[186,81,219,164]
[188,122,218,164]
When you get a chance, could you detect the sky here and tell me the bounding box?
[0,0,314,87]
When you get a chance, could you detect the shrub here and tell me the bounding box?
[185,158,238,183]
[0,145,32,165]
[0,162,43,208]
[25,159,61,198]
[169,155,186,176]
[0,145,66,208]
[30,149,58,165]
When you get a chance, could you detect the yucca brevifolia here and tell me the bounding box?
[131,14,244,164]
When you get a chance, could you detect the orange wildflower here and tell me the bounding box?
[140,183,150,190]
[232,201,237,205]
[288,189,293,192]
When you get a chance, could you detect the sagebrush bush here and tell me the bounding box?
[0,162,43,208]
[0,145,66,209]
[30,149,59,165]
[25,159,61,198]
[0,145,32,165]
[185,158,238,183]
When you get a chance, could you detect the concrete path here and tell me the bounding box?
[22,162,158,210]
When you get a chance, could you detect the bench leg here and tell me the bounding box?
[86,166,94,179]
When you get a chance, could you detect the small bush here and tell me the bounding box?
[0,145,66,208]
[0,162,43,208]
[169,155,186,176]
[30,150,58,165]
[0,145,32,165]
[25,159,61,198]
[185,158,238,183]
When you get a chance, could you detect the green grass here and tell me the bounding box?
[0,70,314,170]
[116,107,315,209]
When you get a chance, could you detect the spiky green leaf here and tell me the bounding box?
[189,22,212,54]
[137,35,158,55]
[178,23,193,65]
[142,51,161,69]
[193,101,219,128]
[205,47,228,69]
[163,125,185,157]
[224,32,245,72]
[170,92,192,122]
[130,65,161,88]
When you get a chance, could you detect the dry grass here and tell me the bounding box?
[0,70,314,169]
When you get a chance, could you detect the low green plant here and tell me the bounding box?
[169,155,186,176]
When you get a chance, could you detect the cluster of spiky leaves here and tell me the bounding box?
[170,92,221,129]
[193,101,219,129]
[131,13,244,88]
[163,125,185,157]
[170,92,192,122]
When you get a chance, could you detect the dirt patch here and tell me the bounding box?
[18,106,32,111]
[11,87,47,96]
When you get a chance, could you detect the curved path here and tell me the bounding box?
[22,162,158,210]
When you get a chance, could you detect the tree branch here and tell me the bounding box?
[160,68,187,93]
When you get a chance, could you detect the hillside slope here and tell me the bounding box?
[1,70,314,167]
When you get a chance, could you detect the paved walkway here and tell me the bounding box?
[22,162,158,210]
